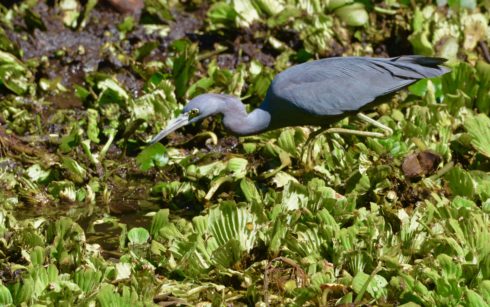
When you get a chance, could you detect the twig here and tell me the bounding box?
[264,257,308,307]
[354,263,383,304]
[478,40,490,63]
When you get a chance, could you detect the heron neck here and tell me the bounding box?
[221,103,271,136]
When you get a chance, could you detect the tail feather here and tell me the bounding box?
[383,55,451,78]
[393,55,447,66]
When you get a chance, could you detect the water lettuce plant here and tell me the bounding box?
[0,0,489,305]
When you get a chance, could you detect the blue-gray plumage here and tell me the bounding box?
[150,55,449,143]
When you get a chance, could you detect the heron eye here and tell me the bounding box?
[189,108,200,118]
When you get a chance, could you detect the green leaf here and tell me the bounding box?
[97,284,136,307]
[207,2,237,28]
[208,202,256,252]
[278,128,298,156]
[59,124,81,153]
[268,216,288,254]
[46,264,59,285]
[127,227,150,245]
[80,0,98,28]
[232,0,260,27]
[480,254,490,280]
[466,289,487,307]
[409,79,429,97]
[30,246,45,266]
[272,171,299,188]
[59,0,80,28]
[445,167,475,198]
[287,227,326,259]
[144,0,173,20]
[328,0,353,10]
[345,171,371,194]
[352,272,388,300]
[464,114,490,158]
[136,143,169,171]
[480,280,490,301]
[10,278,34,305]
[118,16,135,33]
[253,0,284,16]
[62,157,87,184]
[0,284,13,305]
[96,79,129,105]
[447,0,476,10]
[212,239,242,268]
[408,30,434,56]
[131,88,178,122]
[0,27,17,55]
[442,63,478,114]
[336,292,353,305]
[370,275,389,299]
[26,164,51,183]
[438,254,462,280]
[86,108,100,143]
[74,269,102,293]
[227,158,248,178]
[187,77,214,97]
[171,39,197,99]
[240,178,261,204]
[476,61,490,114]
[24,8,47,31]
[149,209,170,237]
[267,7,301,27]
[115,263,132,281]
[0,64,30,95]
[96,284,116,307]
[438,37,459,63]
[351,271,370,295]
[0,51,31,95]
[335,3,369,26]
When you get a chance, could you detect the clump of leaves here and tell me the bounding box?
[1,0,490,306]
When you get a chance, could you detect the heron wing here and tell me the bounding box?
[268,56,449,116]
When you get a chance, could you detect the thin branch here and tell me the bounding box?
[479,40,490,63]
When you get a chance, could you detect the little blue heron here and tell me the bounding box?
[151,56,449,147]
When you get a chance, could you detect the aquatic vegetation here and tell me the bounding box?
[0,0,489,305]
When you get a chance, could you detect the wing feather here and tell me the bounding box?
[268,56,448,116]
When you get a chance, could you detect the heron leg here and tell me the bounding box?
[324,113,393,138]
[302,113,393,167]
[356,113,393,137]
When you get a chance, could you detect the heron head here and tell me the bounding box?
[150,94,225,143]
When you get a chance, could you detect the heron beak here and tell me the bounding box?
[150,113,190,144]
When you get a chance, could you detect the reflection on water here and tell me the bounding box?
[13,196,157,258]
